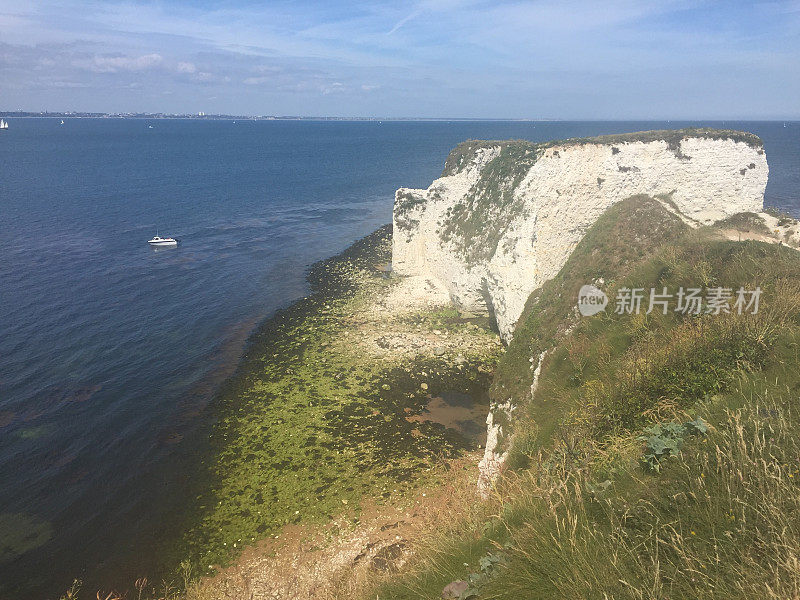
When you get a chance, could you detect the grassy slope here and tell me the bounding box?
[366,197,800,599]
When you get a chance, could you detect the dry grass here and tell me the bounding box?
[363,202,800,600]
[477,387,800,599]
[364,382,800,600]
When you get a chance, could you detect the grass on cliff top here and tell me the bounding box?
[361,198,800,599]
[440,142,542,261]
[438,129,762,264]
[714,211,771,236]
[441,139,533,177]
[441,128,763,178]
[491,195,689,435]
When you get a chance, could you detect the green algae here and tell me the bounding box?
[0,513,53,561]
[16,424,54,440]
[175,226,501,576]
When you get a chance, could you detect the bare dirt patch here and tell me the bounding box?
[189,454,481,600]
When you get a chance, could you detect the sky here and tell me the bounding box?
[1,0,799,119]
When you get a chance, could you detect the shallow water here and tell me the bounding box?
[407,391,489,444]
[0,119,797,598]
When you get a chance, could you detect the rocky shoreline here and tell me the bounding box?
[172,224,503,595]
[181,130,794,600]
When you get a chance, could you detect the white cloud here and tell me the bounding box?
[80,52,163,73]
[243,76,270,85]
[387,9,422,35]
[0,0,797,117]
[321,81,345,95]
[51,80,91,88]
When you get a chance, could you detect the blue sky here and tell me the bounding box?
[1,0,798,118]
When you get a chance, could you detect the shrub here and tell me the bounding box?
[639,418,708,472]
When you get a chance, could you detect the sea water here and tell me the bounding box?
[0,119,797,598]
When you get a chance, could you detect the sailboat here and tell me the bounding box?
[0,119,8,130]
[60,120,65,125]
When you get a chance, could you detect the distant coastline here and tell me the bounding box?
[0,112,561,122]
[3,113,796,124]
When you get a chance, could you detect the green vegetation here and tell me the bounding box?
[492,195,688,449]
[437,129,763,263]
[441,140,532,177]
[638,418,708,472]
[714,211,771,236]
[551,127,763,158]
[395,190,427,231]
[362,197,800,599]
[442,129,763,179]
[170,226,501,579]
[441,141,541,261]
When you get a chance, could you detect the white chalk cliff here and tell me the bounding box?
[392,129,768,342]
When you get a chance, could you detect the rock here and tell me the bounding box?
[159,431,184,446]
[370,541,406,572]
[441,580,469,598]
[393,132,767,342]
[420,383,429,390]
[0,411,15,428]
[433,346,446,356]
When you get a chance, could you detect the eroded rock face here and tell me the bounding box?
[476,350,546,499]
[393,130,768,342]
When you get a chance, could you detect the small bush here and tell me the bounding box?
[639,418,708,472]
[764,205,796,221]
[714,212,770,235]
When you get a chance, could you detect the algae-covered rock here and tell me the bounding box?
[0,513,53,562]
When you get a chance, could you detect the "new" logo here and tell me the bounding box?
[577,284,608,316]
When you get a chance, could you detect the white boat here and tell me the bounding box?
[148,235,178,247]
[0,119,8,130]
[60,120,64,125]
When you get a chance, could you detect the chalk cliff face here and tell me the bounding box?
[393,129,768,342]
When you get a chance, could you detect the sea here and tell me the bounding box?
[0,119,797,599]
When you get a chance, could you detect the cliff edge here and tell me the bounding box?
[392,128,768,342]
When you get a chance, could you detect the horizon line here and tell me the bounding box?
[1,111,798,123]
